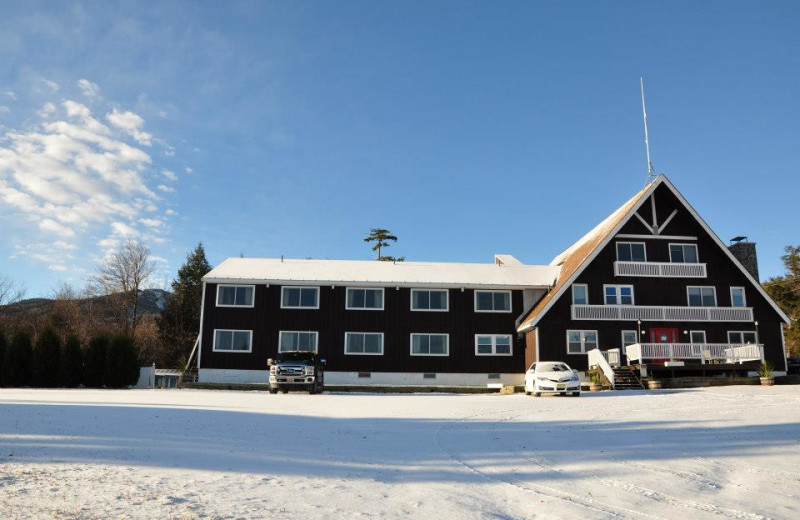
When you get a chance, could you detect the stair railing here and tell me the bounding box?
[588,348,616,389]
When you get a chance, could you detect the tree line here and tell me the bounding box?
[764,244,800,357]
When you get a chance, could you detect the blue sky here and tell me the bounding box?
[1,1,798,297]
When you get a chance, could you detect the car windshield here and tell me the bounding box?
[537,363,570,372]
[277,351,316,362]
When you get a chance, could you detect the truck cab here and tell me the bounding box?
[268,351,326,394]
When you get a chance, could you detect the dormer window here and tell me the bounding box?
[670,243,699,263]
[616,242,646,262]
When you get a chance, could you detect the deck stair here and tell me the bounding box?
[612,366,644,390]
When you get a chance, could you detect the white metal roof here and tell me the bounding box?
[203,257,560,289]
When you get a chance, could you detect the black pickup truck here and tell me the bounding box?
[268,351,326,394]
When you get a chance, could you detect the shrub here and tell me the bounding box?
[2,331,32,387]
[31,327,61,387]
[104,334,140,388]
[83,334,109,388]
[58,335,83,388]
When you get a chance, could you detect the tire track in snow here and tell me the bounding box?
[434,406,659,520]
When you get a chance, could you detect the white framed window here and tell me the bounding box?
[278,331,318,352]
[687,286,717,307]
[616,242,647,262]
[216,285,255,307]
[213,329,253,353]
[689,330,707,344]
[411,289,449,311]
[281,286,320,309]
[730,287,746,308]
[474,290,512,312]
[621,330,638,347]
[604,285,634,305]
[728,331,758,344]
[346,288,384,310]
[344,332,384,355]
[566,330,598,354]
[669,243,699,263]
[410,333,449,356]
[475,335,513,356]
[572,284,588,305]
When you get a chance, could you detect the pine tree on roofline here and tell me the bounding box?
[364,228,400,261]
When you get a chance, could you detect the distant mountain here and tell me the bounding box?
[0,288,171,320]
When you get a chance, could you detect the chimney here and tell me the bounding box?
[728,236,759,281]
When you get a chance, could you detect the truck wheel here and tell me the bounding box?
[269,387,278,395]
[281,388,289,394]
[309,383,318,395]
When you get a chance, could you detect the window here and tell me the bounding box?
[213,329,252,353]
[475,290,511,312]
[566,330,598,354]
[616,242,646,262]
[278,331,318,352]
[690,330,707,344]
[411,289,448,311]
[572,284,588,305]
[669,243,699,263]
[475,335,513,356]
[346,288,384,310]
[621,330,638,347]
[281,287,319,309]
[344,332,384,355]
[216,285,255,307]
[728,331,758,344]
[687,286,717,307]
[410,333,449,356]
[730,287,746,308]
[604,285,634,305]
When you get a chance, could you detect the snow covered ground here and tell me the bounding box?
[1,387,799,520]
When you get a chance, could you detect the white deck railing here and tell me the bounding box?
[614,261,707,278]
[588,348,616,389]
[625,343,764,364]
[572,304,753,322]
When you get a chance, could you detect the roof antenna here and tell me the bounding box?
[640,77,656,184]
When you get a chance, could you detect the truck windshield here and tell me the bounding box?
[277,351,316,362]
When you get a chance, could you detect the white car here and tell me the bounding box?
[525,362,581,397]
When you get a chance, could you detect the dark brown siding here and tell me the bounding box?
[200,286,526,373]
[536,183,786,371]
[525,330,537,369]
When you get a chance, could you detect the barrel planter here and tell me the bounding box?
[760,377,775,387]
[647,380,662,390]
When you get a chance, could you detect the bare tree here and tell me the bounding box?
[0,275,26,306]
[93,240,156,337]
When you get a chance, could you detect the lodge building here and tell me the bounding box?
[195,176,790,387]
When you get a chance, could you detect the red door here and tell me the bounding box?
[650,328,679,362]
[650,328,679,343]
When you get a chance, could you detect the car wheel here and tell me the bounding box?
[525,390,532,396]
[560,392,567,396]
[572,392,581,397]
[281,388,289,394]
[534,392,541,397]
[269,388,278,395]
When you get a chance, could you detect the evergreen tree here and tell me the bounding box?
[364,228,399,261]
[83,334,109,388]
[104,334,140,388]
[764,244,800,357]
[157,243,211,368]
[2,331,32,387]
[31,327,61,387]
[58,335,83,388]
[0,328,6,387]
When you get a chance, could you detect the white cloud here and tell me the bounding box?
[0,82,170,276]
[106,108,152,146]
[53,240,77,250]
[110,221,138,237]
[161,169,177,181]
[140,217,163,228]
[164,147,175,156]
[157,184,175,193]
[43,79,60,92]
[39,102,56,118]
[5,91,16,100]
[0,106,9,115]
[185,167,193,174]
[165,209,177,216]
[77,78,100,98]
[49,264,68,272]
